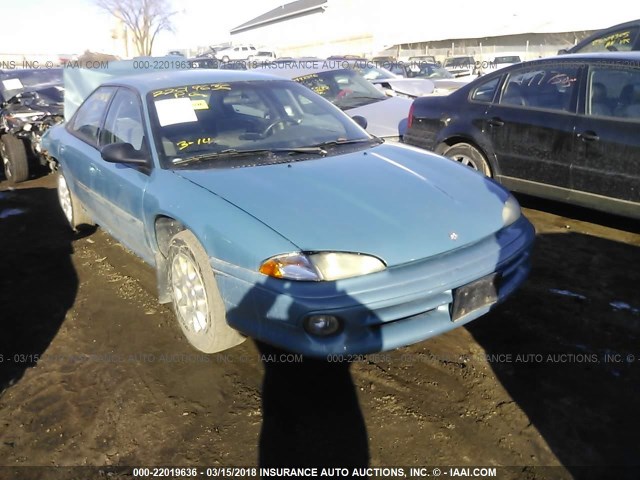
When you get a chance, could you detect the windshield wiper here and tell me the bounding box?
[311,138,380,148]
[172,147,327,165]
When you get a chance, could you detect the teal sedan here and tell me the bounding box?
[42,68,534,358]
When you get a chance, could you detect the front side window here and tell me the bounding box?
[69,86,117,146]
[499,65,579,112]
[100,88,146,150]
[587,66,640,120]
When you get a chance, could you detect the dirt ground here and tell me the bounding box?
[0,174,639,480]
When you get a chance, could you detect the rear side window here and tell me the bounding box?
[470,77,500,103]
[69,86,116,146]
[587,66,640,120]
[578,27,640,53]
[499,65,579,112]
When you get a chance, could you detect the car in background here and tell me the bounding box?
[371,56,396,65]
[1,68,64,183]
[41,68,534,357]
[326,55,366,61]
[443,55,480,77]
[215,45,258,62]
[218,60,249,70]
[559,19,640,54]
[487,54,522,72]
[412,62,475,95]
[408,55,437,65]
[252,51,277,62]
[404,52,640,219]
[256,64,415,139]
[343,62,434,98]
[187,57,218,69]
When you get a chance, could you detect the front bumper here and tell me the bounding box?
[213,216,535,358]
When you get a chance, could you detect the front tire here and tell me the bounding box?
[442,143,492,177]
[168,230,245,353]
[57,171,95,230]
[1,134,29,183]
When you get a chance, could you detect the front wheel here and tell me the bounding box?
[442,143,492,177]
[168,230,245,353]
[1,134,29,183]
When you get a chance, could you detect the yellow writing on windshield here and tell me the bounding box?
[176,137,215,151]
[294,74,319,82]
[152,84,232,99]
[191,99,209,110]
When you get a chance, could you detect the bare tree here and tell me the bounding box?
[96,0,177,56]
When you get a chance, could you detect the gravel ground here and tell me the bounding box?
[1,174,639,480]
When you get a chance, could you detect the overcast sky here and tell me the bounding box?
[0,0,636,56]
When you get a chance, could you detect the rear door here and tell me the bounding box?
[485,62,580,200]
[571,62,640,216]
[90,87,153,260]
[63,86,117,214]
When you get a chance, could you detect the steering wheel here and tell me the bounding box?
[259,119,288,138]
[259,118,303,138]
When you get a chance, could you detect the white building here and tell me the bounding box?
[230,0,637,59]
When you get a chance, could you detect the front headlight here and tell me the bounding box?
[502,194,521,226]
[259,252,386,281]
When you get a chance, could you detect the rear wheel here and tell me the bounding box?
[443,143,492,177]
[57,171,95,230]
[1,134,29,183]
[168,230,245,353]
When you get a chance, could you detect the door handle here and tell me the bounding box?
[577,131,599,142]
[488,117,505,127]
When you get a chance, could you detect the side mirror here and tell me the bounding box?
[557,49,568,55]
[351,115,368,130]
[101,142,149,165]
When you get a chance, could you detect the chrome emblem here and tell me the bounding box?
[449,232,458,240]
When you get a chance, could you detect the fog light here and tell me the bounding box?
[304,315,342,337]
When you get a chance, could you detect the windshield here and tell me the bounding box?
[0,69,63,101]
[414,64,455,79]
[292,69,386,109]
[147,79,372,168]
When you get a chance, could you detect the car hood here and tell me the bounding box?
[345,96,412,138]
[174,144,510,267]
[371,78,435,98]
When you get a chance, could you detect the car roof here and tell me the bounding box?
[477,51,640,76]
[546,51,640,62]
[101,68,283,94]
